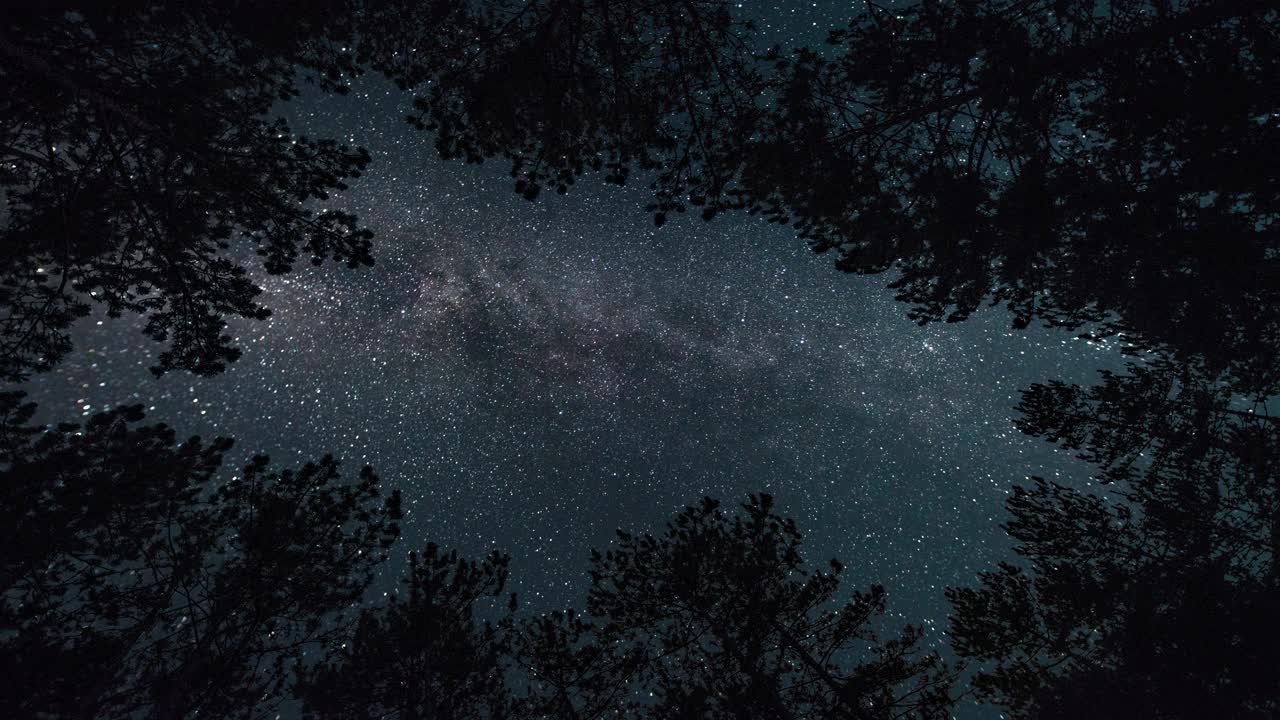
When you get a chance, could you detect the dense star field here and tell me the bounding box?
[21,79,1125,629]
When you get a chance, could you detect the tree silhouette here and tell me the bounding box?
[301,495,953,719]
[296,544,515,720]
[1,3,372,379]
[558,495,952,719]
[8,1,1273,388]
[0,393,402,719]
[753,0,1277,386]
[359,0,763,210]
[512,606,640,719]
[947,362,1279,718]
[371,0,1277,386]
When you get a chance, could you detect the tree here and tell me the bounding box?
[947,361,1280,718]
[1,2,372,379]
[0,393,402,719]
[574,495,953,719]
[9,1,1274,389]
[358,0,763,211]
[296,544,515,720]
[513,606,642,719]
[371,0,1277,389]
[304,495,953,719]
[766,0,1278,391]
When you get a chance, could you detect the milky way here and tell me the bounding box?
[19,71,1128,669]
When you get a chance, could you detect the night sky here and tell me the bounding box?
[19,66,1128,650]
[6,0,1273,715]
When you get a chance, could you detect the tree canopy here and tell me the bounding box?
[947,360,1279,718]
[296,495,953,720]
[366,0,1277,390]
[0,394,402,719]
[296,544,515,720]
[574,494,952,719]
[5,1,1274,389]
[1,2,372,379]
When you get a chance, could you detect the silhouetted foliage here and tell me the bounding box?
[512,606,636,718]
[760,0,1278,389]
[0,394,402,719]
[540,495,953,719]
[297,544,514,720]
[358,0,763,208]
[8,1,1273,389]
[1,3,371,379]
[371,0,1277,388]
[302,495,953,719]
[947,362,1279,718]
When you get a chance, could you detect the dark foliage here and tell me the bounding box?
[947,362,1279,718]
[357,0,764,210]
[296,495,953,719]
[7,1,1274,390]
[0,394,402,719]
[511,494,954,719]
[296,544,514,720]
[512,606,631,718]
[1,2,372,379]
[760,0,1278,390]
[587,494,954,719]
[371,0,1277,389]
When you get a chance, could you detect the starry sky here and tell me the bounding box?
[16,6,1132,704]
[19,76,1125,623]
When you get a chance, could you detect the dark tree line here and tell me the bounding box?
[10,368,1272,719]
[0,393,402,718]
[1,2,372,379]
[3,381,1276,717]
[362,0,1277,390]
[947,359,1280,719]
[0,395,952,719]
[3,1,1277,718]
[301,494,954,720]
[6,1,1274,388]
